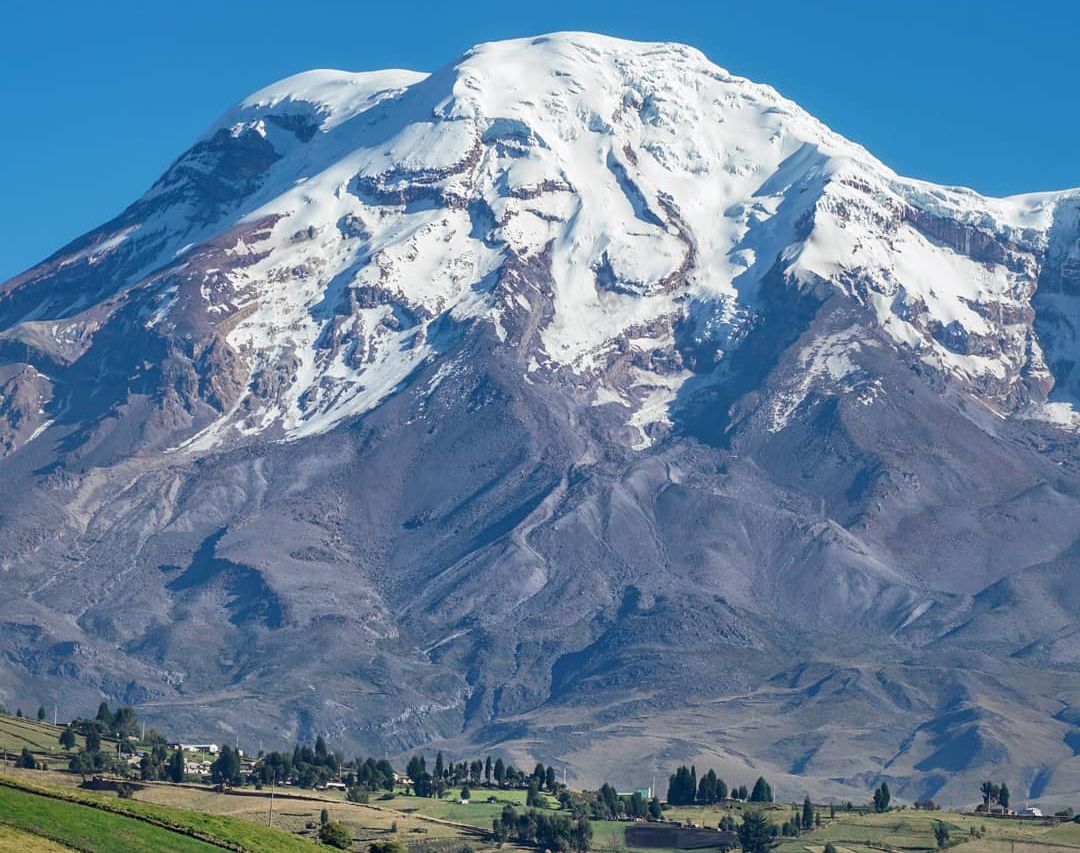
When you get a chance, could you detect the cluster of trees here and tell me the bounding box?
[210,745,243,786]
[64,702,160,779]
[569,783,663,821]
[253,737,342,788]
[347,757,396,792]
[666,766,770,805]
[491,804,592,852]
[136,743,183,783]
[778,796,821,836]
[404,752,561,798]
[873,782,891,812]
[979,780,1010,810]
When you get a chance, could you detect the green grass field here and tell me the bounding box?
[363,787,560,828]
[0,776,316,852]
[0,714,87,761]
[0,824,76,852]
[0,782,223,852]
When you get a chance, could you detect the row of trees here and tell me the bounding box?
[491,804,592,852]
[403,752,560,798]
[666,765,772,805]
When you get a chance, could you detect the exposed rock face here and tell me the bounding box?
[2,33,1080,806]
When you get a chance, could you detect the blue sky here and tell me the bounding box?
[2,0,1077,280]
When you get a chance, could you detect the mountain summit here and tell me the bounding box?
[2,33,1080,805]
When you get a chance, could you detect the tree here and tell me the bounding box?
[435,752,445,780]
[85,728,101,752]
[749,777,773,803]
[407,754,426,786]
[320,808,330,826]
[37,706,46,721]
[933,821,949,849]
[368,843,407,853]
[167,749,185,783]
[666,766,698,806]
[96,702,113,729]
[112,706,138,738]
[15,709,23,718]
[484,756,493,784]
[60,727,77,750]
[461,786,471,802]
[873,782,891,813]
[318,820,352,849]
[999,782,1010,809]
[738,811,777,853]
[824,844,838,853]
[527,779,544,808]
[648,797,663,820]
[546,765,558,791]
[211,745,241,786]
[494,757,506,787]
[16,747,36,769]
[980,780,1000,807]
[69,750,96,778]
[698,769,721,804]
[802,795,814,831]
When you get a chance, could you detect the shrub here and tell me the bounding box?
[16,748,37,769]
[319,820,352,849]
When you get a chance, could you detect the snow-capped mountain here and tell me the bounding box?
[3,33,1080,805]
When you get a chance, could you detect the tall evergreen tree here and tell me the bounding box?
[738,811,776,853]
[37,706,46,721]
[494,757,506,786]
[59,727,77,749]
[167,749,184,783]
[666,765,698,806]
[211,745,241,786]
[873,782,891,813]
[749,776,773,803]
[484,756,493,784]
[802,795,814,831]
[999,782,1010,809]
[545,765,557,791]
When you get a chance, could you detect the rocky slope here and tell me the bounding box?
[2,33,1080,806]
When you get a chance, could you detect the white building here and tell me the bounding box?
[168,743,220,754]
[1019,807,1043,817]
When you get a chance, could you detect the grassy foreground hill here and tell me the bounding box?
[0,776,314,852]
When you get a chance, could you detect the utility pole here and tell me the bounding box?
[268,776,276,828]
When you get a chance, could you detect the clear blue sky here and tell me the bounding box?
[2,0,1077,280]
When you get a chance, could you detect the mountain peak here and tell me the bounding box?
[4,32,1080,806]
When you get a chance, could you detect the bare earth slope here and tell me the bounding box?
[2,33,1080,806]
